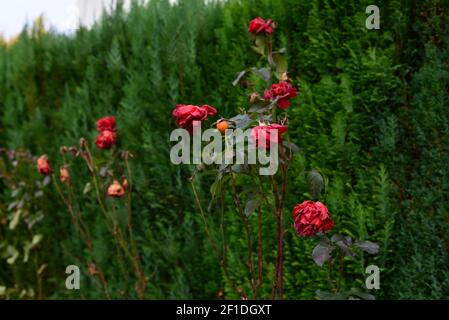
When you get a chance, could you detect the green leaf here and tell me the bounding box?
[252,35,266,56]
[316,290,348,300]
[248,100,272,113]
[312,242,334,267]
[348,290,376,300]
[307,170,324,199]
[232,70,247,86]
[244,197,260,217]
[83,182,92,194]
[282,141,300,154]
[43,176,51,187]
[5,245,19,265]
[9,209,22,230]
[229,114,252,129]
[273,53,288,76]
[355,240,379,254]
[251,67,271,82]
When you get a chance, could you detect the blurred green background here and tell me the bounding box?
[1,0,449,299]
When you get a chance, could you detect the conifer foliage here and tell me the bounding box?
[0,0,448,299]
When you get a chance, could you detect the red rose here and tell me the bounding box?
[172,104,217,132]
[96,116,116,132]
[248,17,274,35]
[95,130,117,149]
[37,155,52,175]
[264,81,298,109]
[251,124,288,149]
[292,201,334,237]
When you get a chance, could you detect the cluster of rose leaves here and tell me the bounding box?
[36,116,128,198]
[171,17,334,238]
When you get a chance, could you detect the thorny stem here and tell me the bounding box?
[81,144,146,299]
[52,175,111,299]
[124,154,147,298]
[256,206,263,299]
[271,146,290,300]
[189,178,220,257]
[230,173,256,299]
[219,186,242,298]
[110,202,146,299]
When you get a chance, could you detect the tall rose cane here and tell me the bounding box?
[172,17,300,299]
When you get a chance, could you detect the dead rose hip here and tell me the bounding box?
[264,81,298,109]
[292,201,334,237]
[95,130,117,149]
[60,167,70,183]
[172,104,217,132]
[37,155,52,175]
[96,116,116,132]
[248,17,274,35]
[251,124,288,149]
[107,180,125,198]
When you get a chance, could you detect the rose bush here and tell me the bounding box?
[170,16,379,301]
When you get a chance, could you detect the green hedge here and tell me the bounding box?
[0,0,448,299]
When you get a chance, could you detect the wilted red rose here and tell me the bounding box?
[172,104,217,132]
[264,81,298,109]
[96,116,116,132]
[95,130,117,149]
[37,155,52,175]
[292,201,334,237]
[251,124,288,149]
[107,180,125,198]
[248,17,274,35]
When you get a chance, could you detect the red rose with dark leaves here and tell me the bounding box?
[96,116,116,132]
[248,17,274,35]
[251,124,288,149]
[172,104,217,132]
[292,201,334,237]
[37,155,52,175]
[95,130,117,149]
[264,81,298,109]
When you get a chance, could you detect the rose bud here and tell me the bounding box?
[60,167,70,183]
[107,180,125,198]
[292,201,334,237]
[37,155,52,175]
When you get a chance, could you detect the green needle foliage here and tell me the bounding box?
[0,0,448,299]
